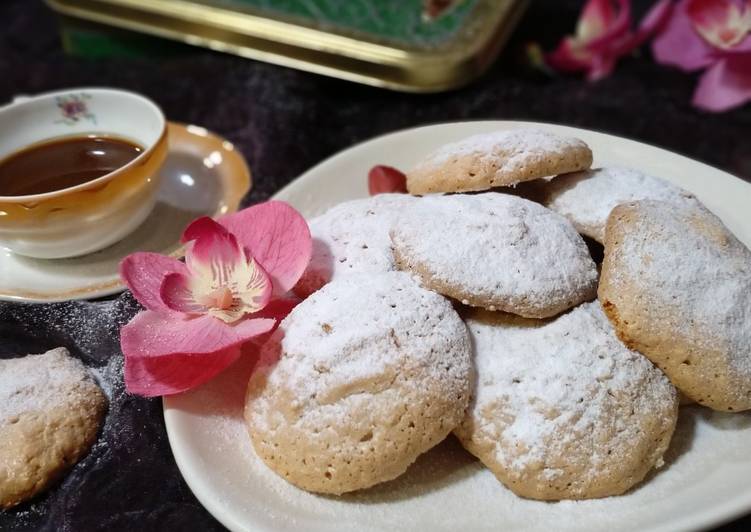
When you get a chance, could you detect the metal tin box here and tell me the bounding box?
[47,0,528,92]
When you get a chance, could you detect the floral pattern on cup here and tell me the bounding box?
[55,93,96,125]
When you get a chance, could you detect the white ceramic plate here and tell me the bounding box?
[164,121,751,532]
[0,123,250,302]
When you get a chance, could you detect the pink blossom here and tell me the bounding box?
[653,0,751,111]
[547,0,673,81]
[119,201,311,397]
[368,165,407,195]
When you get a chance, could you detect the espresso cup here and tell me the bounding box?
[0,88,168,259]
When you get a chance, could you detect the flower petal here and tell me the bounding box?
[729,31,751,52]
[161,272,207,314]
[249,297,300,321]
[230,257,273,312]
[124,346,242,397]
[547,0,635,78]
[653,0,718,71]
[121,311,276,359]
[687,0,751,49]
[183,216,273,320]
[577,0,617,42]
[584,0,632,52]
[218,201,312,296]
[240,298,301,354]
[631,0,675,47]
[119,252,188,313]
[121,311,277,396]
[182,216,245,279]
[368,165,408,195]
[692,54,751,111]
[547,37,594,73]
[586,53,618,81]
[603,0,673,58]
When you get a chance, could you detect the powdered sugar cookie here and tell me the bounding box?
[391,193,598,318]
[295,194,417,296]
[454,302,678,500]
[599,200,751,412]
[406,129,592,195]
[0,348,107,509]
[542,166,696,242]
[245,272,471,494]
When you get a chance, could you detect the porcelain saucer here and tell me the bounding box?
[0,122,250,302]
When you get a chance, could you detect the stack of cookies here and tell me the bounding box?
[244,129,751,501]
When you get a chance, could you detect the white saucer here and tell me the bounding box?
[164,121,751,532]
[0,122,250,303]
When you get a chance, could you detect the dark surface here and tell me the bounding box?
[0,1,750,531]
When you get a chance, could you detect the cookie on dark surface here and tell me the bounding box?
[0,348,107,509]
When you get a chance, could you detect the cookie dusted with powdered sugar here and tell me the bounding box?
[542,166,696,243]
[390,193,598,318]
[0,348,107,509]
[295,194,417,297]
[245,272,471,494]
[454,302,678,500]
[599,200,751,412]
[406,129,592,195]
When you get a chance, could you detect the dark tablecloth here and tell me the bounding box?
[1,1,750,530]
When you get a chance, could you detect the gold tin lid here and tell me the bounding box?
[47,0,529,92]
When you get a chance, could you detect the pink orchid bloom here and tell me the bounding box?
[653,0,751,111]
[119,201,312,397]
[547,0,673,81]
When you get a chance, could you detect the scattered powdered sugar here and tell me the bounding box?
[0,347,101,423]
[543,166,696,242]
[0,298,133,367]
[88,350,123,402]
[457,301,678,497]
[391,192,598,317]
[417,129,588,169]
[295,194,417,296]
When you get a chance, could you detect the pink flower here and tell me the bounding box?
[653,0,751,111]
[368,165,407,195]
[119,201,312,397]
[547,0,673,81]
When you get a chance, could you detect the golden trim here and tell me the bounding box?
[0,279,124,302]
[46,0,529,92]
[166,121,251,217]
